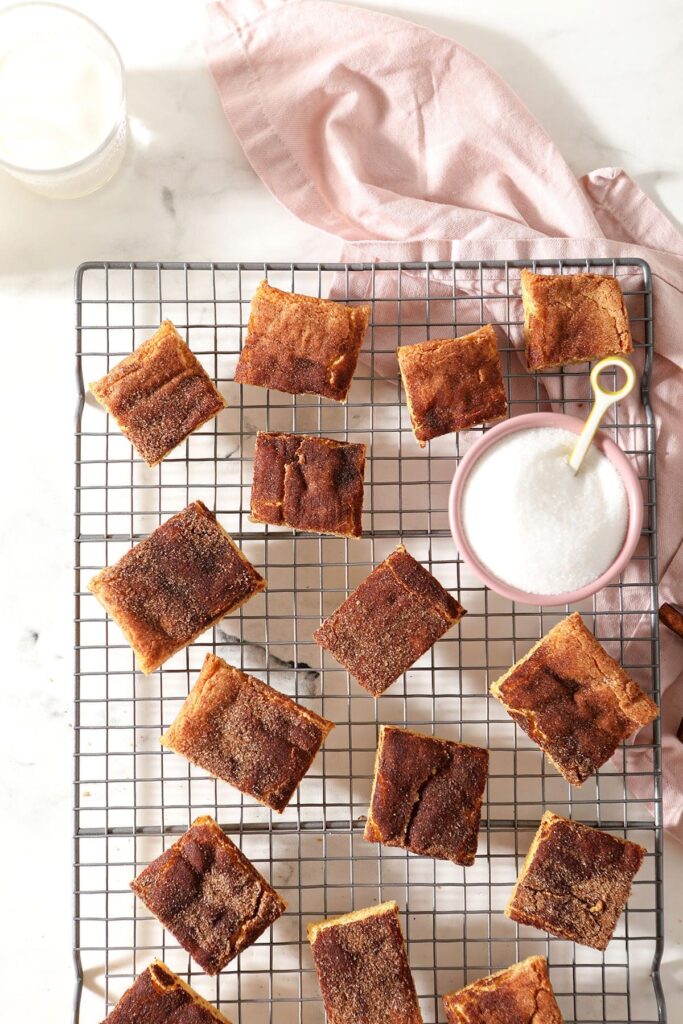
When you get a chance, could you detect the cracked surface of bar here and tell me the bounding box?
[161,653,334,812]
[443,955,564,1024]
[250,431,366,537]
[90,320,225,467]
[235,281,370,401]
[491,613,658,785]
[314,545,466,696]
[103,959,233,1023]
[364,725,488,865]
[521,269,633,370]
[131,816,286,974]
[505,811,645,950]
[308,901,423,1024]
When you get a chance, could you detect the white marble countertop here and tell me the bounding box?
[1,0,681,1018]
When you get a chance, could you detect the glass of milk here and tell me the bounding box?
[0,3,126,198]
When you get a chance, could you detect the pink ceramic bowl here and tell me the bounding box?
[448,412,644,607]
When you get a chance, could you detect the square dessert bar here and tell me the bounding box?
[314,545,466,696]
[131,816,286,975]
[443,956,564,1024]
[308,901,423,1024]
[506,811,645,950]
[521,269,633,370]
[89,320,225,467]
[250,432,366,538]
[88,501,265,674]
[103,960,232,1023]
[397,325,507,446]
[234,280,370,401]
[364,726,488,865]
[491,612,658,786]
[161,652,334,812]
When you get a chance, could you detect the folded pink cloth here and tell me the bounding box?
[205,0,683,838]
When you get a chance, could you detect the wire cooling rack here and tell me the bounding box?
[74,259,665,1024]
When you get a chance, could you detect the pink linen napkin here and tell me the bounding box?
[204,0,683,838]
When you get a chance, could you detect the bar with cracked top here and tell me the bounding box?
[506,811,645,950]
[364,725,488,865]
[491,613,658,786]
[250,431,366,537]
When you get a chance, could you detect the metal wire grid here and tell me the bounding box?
[74,259,665,1024]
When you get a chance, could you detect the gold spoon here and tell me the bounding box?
[568,355,637,474]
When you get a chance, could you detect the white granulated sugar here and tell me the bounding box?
[461,427,628,595]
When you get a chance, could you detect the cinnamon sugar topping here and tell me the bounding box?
[314,545,466,695]
[398,325,507,446]
[103,960,233,1023]
[250,431,366,538]
[161,653,333,812]
[505,811,645,950]
[88,502,266,674]
[364,726,488,865]
[521,270,633,370]
[235,281,370,402]
[491,613,658,786]
[308,902,423,1024]
[90,320,225,466]
[443,955,564,1024]
[130,816,286,975]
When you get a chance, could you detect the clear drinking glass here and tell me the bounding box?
[0,3,127,198]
